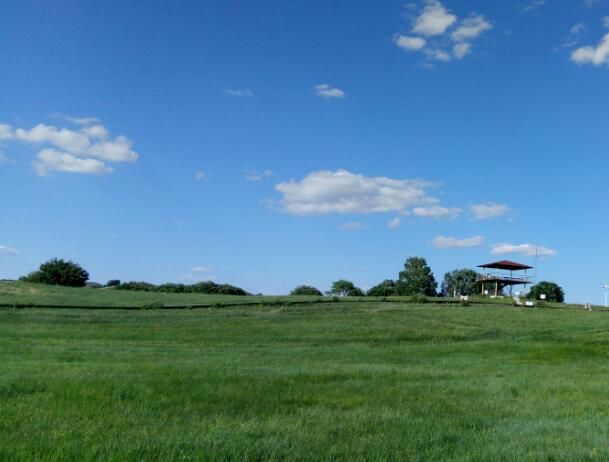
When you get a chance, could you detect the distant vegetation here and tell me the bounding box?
[290,285,323,296]
[20,258,89,287]
[116,280,248,296]
[330,279,364,297]
[396,257,437,296]
[17,256,565,302]
[529,281,565,303]
[441,268,480,297]
[366,279,397,296]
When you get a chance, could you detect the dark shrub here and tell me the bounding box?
[528,281,565,303]
[116,281,156,291]
[107,279,121,287]
[367,280,397,297]
[21,258,89,287]
[290,285,323,296]
[409,293,428,303]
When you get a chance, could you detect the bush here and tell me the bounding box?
[21,258,89,287]
[367,280,397,297]
[330,280,364,297]
[116,281,248,296]
[116,281,156,291]
[290,285,323,296]
[409,293,428,303]
[156,283,188,293]
[528,281,565,303]
[106,279,121,287]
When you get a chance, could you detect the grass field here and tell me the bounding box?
[2,286,609,461]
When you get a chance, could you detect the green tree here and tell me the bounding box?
[21,258,89,287]
[330,279,364,297]
[106,279,121,287]
[441,269,480,297]
[528,281,565,303]
[290,285,323,296]
[396,257,437,296]
[367,279,397,296]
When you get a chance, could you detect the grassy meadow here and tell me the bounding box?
[2,284,609,460]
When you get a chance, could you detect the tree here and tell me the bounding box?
[21,258,89,287]
[441,269,480,297]
[367,279,397,297]
[528,281,564,303]
[396,257,437,296]
[330,279,364,297]
[106,279,121,287]
[291,285,323,296]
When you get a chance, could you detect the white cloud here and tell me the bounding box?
[412,205,462,219]
[491,243,557,257]
[0,245,20,256]
[453,43,471,59]
[275,169,437,215]
[388,217,401,229]
[0,124,13,140]
[470,203,511,219]
[571,32,609,66]
[570,23,586,35]
[522,0,547,13]
[314,84,345,99]
[245,169,273,181]
[222,88,254,98]
[451,15,492,42]
[396,2,491,63]
[0,120,138,175]
[194,171,207,181]
[412,1,457,36]
[432,235,485,248]
[604,17,609,28]
[59,115,100,126]
[33,149,113,176]
[190,266,214,273]
[425,48,452,61]
[396,35,427,51]
[338,221,367,231]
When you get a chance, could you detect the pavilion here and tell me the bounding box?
[478,260,533,296]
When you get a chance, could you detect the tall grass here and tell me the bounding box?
[2,302,609,460]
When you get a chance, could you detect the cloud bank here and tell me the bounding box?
[0,118,138,175]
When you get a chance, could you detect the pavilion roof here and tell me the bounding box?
[477,260,533,271]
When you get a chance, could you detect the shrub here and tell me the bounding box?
[21,258,89,287]
[367,280,397,297]
[290,285,323,296]
[330,280,364,297]
[116,281,156,291]
[409,293,428,303]
[106,279,121,287]
[156,283,188,293]
[528,281,565,303]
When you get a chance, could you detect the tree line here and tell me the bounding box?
[291,257,565,303]
[19,257,565,302]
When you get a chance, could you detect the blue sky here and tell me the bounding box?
[1,0,609,302]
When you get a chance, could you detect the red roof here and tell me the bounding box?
[477,260,533,270]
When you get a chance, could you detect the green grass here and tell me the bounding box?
[2,294,609,460]
[0,281,310,307]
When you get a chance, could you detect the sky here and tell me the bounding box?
[1,0,609,302]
